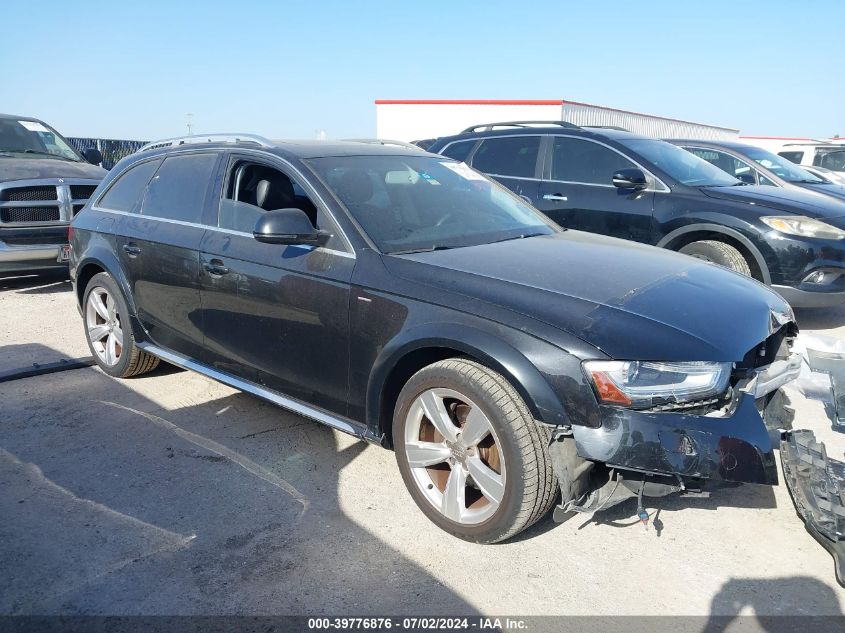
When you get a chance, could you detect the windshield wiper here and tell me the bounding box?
[489,232,550,244]
[18,150,76,161]
[389,245,458,255]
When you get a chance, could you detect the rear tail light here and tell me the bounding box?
[67,225,74,242]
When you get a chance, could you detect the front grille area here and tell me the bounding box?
[73,204,85,216]
[0,186,58,202]
[69,185,97,200]
[0,207,61,223]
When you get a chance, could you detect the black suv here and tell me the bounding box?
[428,122,845,308]
[0,113,105,273]
[70,134,800,543]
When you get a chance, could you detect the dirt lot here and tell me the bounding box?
[2,270,845,619]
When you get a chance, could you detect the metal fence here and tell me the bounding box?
[67,137,148,170]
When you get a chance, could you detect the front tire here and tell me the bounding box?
[679,240,752,276]
[83,272,159,378]
[393,359,557,543]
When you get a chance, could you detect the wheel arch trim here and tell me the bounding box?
[657,223,771,285]
[366,322,571,442]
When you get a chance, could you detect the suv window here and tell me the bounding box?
[818,150,845,172]
[686,148,757,184]
[441,140,476,163]
[471,136,540,178]
[141,153,217,223]
[779,151,804,164]
[552,137,636,185]
[98,159,162,212]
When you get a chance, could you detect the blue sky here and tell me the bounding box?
[2,1,842,141]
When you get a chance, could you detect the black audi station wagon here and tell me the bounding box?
[429,123,845,308]
[70,135,801,543]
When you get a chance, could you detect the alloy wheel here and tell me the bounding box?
[85,286,123,366]
[404,388,506,525]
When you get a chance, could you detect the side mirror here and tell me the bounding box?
[253,208,330,246]
[612,168,648,190]
[82,147,103,165]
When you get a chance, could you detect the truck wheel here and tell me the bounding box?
[679,240,752,276]
[393,359,557,543]
[83,272,159,378]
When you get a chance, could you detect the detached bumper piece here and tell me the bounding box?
[781,429,845,587]
[806,348,845,428]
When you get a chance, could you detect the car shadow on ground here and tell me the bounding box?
[794,306,845,332]
[702,576,843,631]
[0,270,70,294]
[0,345,477,616]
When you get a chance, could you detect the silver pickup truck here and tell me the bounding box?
[0,113,106,273]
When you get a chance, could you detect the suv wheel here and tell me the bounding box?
[393,359,557,543]
[83,273,159,378]
[679,240,752,276]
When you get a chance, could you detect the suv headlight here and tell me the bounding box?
[583,360,732,409]
[761,216,845,240]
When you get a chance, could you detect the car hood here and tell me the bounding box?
[798,182,845,202]
[0,158,107,182]
[387,232,793,362]
[699,184,845,219]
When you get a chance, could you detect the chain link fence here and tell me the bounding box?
[67,137,148,170]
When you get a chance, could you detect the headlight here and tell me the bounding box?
[761,216,845,240]
[583,360,732,409]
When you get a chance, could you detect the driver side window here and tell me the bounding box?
[219,160,318,234]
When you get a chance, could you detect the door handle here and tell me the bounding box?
[203,260,230,276]
[122,244,141,256]
[542,194,568,202]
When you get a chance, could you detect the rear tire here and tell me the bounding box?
[83,272,159,378]
[393,359,557,543]
[679,240,752,276]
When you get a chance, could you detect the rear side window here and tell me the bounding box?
[441,140,476,163]
[818,150,845,171]
[471,136,540,178]
[778,151,804,164]
[552,137,635,184]
[141,153,217,223]
[98,159,161,212]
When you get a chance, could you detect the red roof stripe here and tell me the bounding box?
[374,99,564,106]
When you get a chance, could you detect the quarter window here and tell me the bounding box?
[471,136,540,178]
[98,159,161,212]
[552,137,636,185]
[141,153,217,223]
[441,140,476,163]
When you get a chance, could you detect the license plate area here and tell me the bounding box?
[57,244,70,262]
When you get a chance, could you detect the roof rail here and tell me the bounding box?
[582,125,629,132]
[139,133,275,153]
[461,120,581,133]
[342,138,425,150]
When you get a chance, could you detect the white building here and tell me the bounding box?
[375,99,739,142]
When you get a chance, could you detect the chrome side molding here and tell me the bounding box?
[138,342,377,441]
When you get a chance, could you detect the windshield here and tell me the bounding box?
[621,139,740,187]
[307,155,555,254]
[739,145,824,183]
[0,119,82,161]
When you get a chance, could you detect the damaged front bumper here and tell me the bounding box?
[572,392,780,486]
[570,353,803,487]
[781,430,845,587]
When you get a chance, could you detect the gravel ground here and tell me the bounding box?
[2,270,845,619]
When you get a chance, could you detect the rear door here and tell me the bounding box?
[118,152,220,358]
[197,153,354,416]
[469,135,541,204]
[535,136,656,243]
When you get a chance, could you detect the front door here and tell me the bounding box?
[198,154,354,416]
[535,136,655,243]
